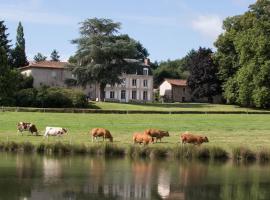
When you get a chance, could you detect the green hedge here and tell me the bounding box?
[15,87,88,108]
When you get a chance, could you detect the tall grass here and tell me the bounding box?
[0,140,269,163]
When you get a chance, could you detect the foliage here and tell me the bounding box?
[185,47,221,102]
[11,22,28,68]
[0,20,12,64]
[50,49,60,61]
[33,53,47,62]
[215,0,270,108]
[15,88,37,107]
[15,87,88,108]
[153,58,189,88]
[70,18,148,101]
[0,47,20,105]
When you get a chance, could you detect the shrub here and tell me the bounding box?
[35,87,88,108]
[15,88,37,107]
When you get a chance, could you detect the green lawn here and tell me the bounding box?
[91,101,267,112]
[0,111,270,151]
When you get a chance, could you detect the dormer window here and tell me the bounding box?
[143,68,148,75]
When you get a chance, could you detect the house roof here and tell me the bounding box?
[165,79,187,86]
[20,61,69,70]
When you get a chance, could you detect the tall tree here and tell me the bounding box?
[70,18,146,101]
[0,20,12,64]
[50,49,60,61]
[0,47,19,105]
[215,0,270,108]
[12,22,28,68]
[186,47,221,102]
[33,53,47,62]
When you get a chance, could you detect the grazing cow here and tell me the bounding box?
[17,122,39,135]
[180,132,209,145]
[133,132,154,145]
[144,128,169,143]
[44,127,68,138]
[91,128,113,142]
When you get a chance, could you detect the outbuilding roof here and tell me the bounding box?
[165,79,187,86]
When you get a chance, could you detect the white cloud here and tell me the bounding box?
[191,15,223,39]
[0,0,77,26]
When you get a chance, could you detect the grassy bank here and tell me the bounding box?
[1,112,270,152]
[1,111,270,162]
[1,141,270,163]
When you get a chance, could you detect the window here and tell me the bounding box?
[132,79,137,86]
[183,87,186,93]
[143,91,148,100]
[143,68,149,75]
[121,90,126,100]
[143,80,148,87]
[51,71,56,78]
[132,90,137,99]
[110,91,115,99]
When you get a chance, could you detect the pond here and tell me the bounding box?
[0,153,270,200]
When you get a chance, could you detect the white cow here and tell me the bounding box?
[44,127,68,138]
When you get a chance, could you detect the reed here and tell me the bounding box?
[0,140,269,164]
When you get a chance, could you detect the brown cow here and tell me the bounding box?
[144,128,169,143]
[17,122,39,135]
[91,128,113,142]
[133,132,154,145]
[180,132,209,145]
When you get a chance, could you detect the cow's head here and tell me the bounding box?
[203,136,209,143]
[109,136,113,142]
[62,128,68,134]
[162,130,169,137]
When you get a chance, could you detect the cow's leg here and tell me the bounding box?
[92,136,94,142]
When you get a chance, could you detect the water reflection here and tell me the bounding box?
[0,153,270,200]
[43,157,62,184]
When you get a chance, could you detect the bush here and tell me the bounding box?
[15,87,88,108]
[36,87,73,108]
[15,88,37,107]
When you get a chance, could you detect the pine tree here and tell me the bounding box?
[50,49,60,61]
[0,47,18,105]
[12,22,29,68]
[0,20,12,64]
[33,53,47,62]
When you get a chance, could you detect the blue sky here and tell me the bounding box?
[0,0,256,62]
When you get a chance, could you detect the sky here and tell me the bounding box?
[0,0,256,62]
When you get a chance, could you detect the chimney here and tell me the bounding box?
[144,58,150,66]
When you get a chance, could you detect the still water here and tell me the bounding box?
[0,153,270,200]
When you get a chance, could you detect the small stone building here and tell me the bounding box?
[159,79,191,102]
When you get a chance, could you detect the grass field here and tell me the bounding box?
[91,102,268,112]
[0,111,270,152]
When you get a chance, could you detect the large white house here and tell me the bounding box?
[20,59,153,102]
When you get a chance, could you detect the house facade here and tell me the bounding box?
[159,79,191,102]
[20,60,153,102]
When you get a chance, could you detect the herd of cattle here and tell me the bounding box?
[17,122,209,145]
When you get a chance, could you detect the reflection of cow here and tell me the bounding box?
[181,132,209,145]
[91,128,113,142]
[144,129,169,142]
[44,127,68,138]
[133,132,154,145]
[17,122,38,135]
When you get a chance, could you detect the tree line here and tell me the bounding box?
[1,0,270,108]
[153,0,270,108]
